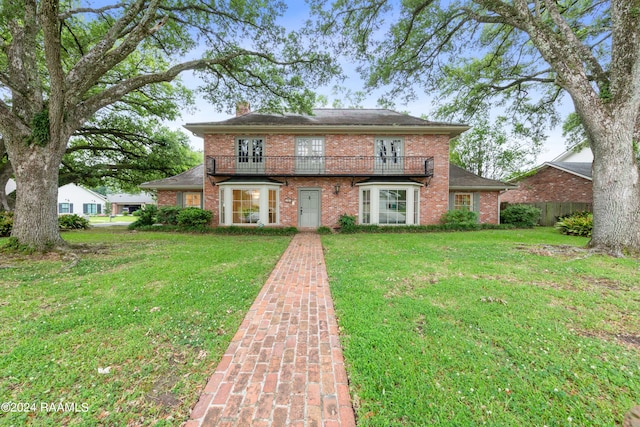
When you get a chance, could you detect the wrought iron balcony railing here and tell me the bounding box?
[206,155,434,177]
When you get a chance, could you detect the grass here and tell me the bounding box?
[321,228,640,426]
[0,228,291,426]
[88,215,137,223]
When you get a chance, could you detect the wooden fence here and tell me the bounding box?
[500,202,593,226]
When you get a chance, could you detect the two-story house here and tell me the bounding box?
[142,108,511,227]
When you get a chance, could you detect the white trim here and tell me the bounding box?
[358,182,421,225]
[218,184,280,226]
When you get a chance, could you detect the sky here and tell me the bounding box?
[168,0,573,164]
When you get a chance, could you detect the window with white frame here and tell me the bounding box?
[296,137,325,172]
[453,193,472,211]
[218,184,280,226]
[236,137,264,172]
[375,137,404,172]
[358,183,421,225]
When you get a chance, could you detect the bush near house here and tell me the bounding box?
[500,203,541,228]
[58,214,90,230]
[555,211,593,237]
[440,210,479,230]
[0,211,14,237]
[128,205,158,229]
[176,207,213,228]
[157,206,183,225]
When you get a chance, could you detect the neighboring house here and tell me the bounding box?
[58,183,108,215]
[107,192,156,214]
[5,178,16,195]
[140,166,204,209]
[142,108,513,227]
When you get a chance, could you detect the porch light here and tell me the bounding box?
[334,183,341,195]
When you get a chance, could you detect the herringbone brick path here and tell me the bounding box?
[184,233,356,427]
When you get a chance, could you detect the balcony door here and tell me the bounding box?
[296,137,325,173]
[374,137,404,174]
[236,137,265,173]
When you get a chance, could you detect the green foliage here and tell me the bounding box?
[338,214,357,232]
[29,109,50,147]
[0,211,14,237]
[58,214,90,230]
[157,206,183,225]
[500,204,541,228]
[555,211,593,237]
[176,207,213,228]
[316,226,333,234]
[440,210,480,230]
[128,205,159,229]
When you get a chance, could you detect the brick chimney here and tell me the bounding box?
[236,102,251,117]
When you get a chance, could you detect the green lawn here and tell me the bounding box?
[88,215,137,223]
[0,229,291,426]
[322,228,640,426]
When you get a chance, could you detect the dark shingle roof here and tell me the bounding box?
[139,165,204,190]
[185,109,469,137]
[546,162,592,179]
[448,164,515,190]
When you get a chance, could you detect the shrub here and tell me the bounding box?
[500,204,541,228]
[316,226,333,235]
[440,210,480,230]
[157,206,183,225]
[338,214,357,232]
[129,205,158,229]
[0,211,14,237]
[58,214,90,230]
[176,207,212,227]
[555,211,593,237]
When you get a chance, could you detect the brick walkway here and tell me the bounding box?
[184,233,356,427]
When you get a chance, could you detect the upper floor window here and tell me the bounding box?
[296,137,325,173]
[236,137,264,172]
[375,137,403,172]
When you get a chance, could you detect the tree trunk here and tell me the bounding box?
[8,142,66,250]
[0,161,13,211]
[589,126,640,256]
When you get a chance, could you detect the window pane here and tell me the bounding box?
[220,189,225,224]
[454,193,472,211]
[268,189,277,224]
[379,189,406,224]
[184,192,201,207]
[413,188,419,224]
[361,190,371,224]
[232,189,260,224]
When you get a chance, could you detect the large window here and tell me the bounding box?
[296,137,325,173]
[375,137,404,173]
[358,183,421,225]
[83,203,102,215]
[236,137,264,173]
[219,184,280,226]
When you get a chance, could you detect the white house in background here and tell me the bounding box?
[58,183,108,215]
[552,143,594,162]
[5,178,16,195]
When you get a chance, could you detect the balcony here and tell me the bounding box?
[206,155,434,178]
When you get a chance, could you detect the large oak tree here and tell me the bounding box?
[1,0,334,250]
[315,0,640,255]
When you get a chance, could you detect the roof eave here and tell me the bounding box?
[184,124,470,138]
[449,185,515,191]
[139,184,203,190]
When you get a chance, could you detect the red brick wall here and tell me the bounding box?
[479,192,500,224]
[157,190,178,207]
[203,132,452,227]
[501,167,593,204]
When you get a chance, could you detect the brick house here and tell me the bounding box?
[501,162,593,205]
[142,109,512,227]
